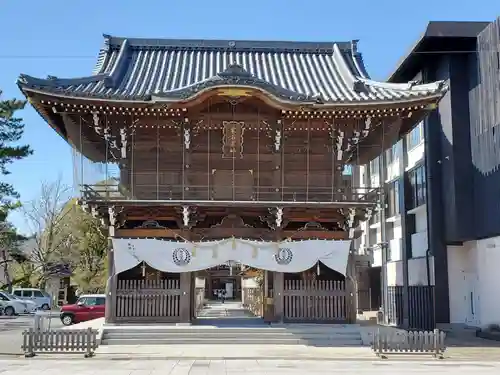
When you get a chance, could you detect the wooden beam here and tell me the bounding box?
[115,228,347,240]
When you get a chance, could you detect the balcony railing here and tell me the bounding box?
[81,183,381,205]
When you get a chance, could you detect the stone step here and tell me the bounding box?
[103,327,361,335]
[101,337,363,346]
[103,331,362,339]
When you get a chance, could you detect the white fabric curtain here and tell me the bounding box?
[112,238,351,275]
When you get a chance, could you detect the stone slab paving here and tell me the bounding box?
[1,358,500,374]
[95,344,375,360]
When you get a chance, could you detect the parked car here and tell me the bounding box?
[60,294,106,326]
[0,291,37,315]
[12,288,52,310]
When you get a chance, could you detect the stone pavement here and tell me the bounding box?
[95,344,374,360]
[1,358,500,374]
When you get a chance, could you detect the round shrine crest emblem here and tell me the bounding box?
[274,247,293,265]
[172,247,191,266]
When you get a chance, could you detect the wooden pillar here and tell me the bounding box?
[273,228,284,323]
[345,252,357,324]
[263,270,268,317]
[105,237,117,324]
[273,272,284,323]
[179,272,191,323]
[178,223,192,323]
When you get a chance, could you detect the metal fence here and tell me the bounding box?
[372,328,446,359]
[22,327,98,358]
[357,288,380,312]
[386,286,435,330]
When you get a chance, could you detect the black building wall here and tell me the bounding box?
[469,19,500,239]
[388,21,495,325]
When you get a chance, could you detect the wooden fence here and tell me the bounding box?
[116,279,181,322]
[372,329,446,359]
[22,328,98,358]
[283,280,347,322]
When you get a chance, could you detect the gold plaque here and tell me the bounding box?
[217,88,252,97]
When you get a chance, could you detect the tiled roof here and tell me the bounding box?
[18,35,447,104]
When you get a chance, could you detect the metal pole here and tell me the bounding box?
[400,137,410,329]
[378,152,389,324]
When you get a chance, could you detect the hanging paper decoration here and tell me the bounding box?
[112,238,351,275]
[251,245,258,258]
[232,236,237,250]
[316,261,321,276]
[141,261,146,277]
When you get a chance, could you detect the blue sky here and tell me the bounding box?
[0,0,497,234]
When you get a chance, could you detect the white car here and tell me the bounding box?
[12,288,52,310]
[0,291,37,316]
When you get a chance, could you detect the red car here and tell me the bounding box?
[60,294,106,325]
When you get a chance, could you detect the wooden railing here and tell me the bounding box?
[283,280,347,322]
[372,329,446,359]
[81,183,381,204]
[22,328,98,358]
[116,279,181,322]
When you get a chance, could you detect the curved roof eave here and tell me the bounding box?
[19,83,446,109]
[357,77,448,93]
[18,63,448,109]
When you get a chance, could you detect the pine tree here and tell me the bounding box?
[0,89,33,291]
[0,89,33,221]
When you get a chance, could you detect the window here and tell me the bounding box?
[33,290,44,298]
[13,290,22,297]
[369,157,380,176]
[22,290,32,298]
[96,297,106,306]
[84,297,98,306]
[0,293,9,301]
[386,142,401,164]
[408,164,426,209]
[369,210,381,225]
[407,123,424,150]
[387,180,400,217]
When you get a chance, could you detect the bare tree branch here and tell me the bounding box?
[21,177,73,286]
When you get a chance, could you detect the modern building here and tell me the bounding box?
[357,18,500,329]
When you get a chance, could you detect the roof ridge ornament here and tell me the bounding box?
[218,63,253,78]
[350,40,359,54]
